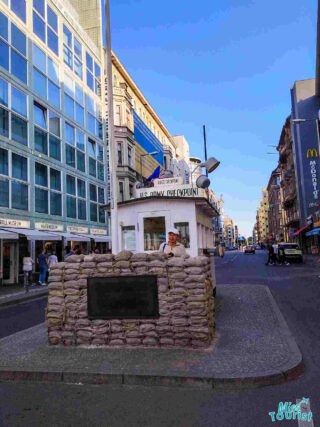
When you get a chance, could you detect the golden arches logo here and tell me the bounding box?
[307,148,318,158]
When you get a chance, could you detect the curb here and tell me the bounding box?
[0,361,305,389]
[0,290,48,308]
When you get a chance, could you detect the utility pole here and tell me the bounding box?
[104,0,118,253]
[203,125,208,177]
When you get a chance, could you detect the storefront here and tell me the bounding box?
[0,219,109,285]
[0,225,62,286]
[105,190,218,257]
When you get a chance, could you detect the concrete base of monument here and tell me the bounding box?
[0,285,303,390]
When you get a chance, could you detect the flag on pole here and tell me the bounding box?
[146,166,161,182]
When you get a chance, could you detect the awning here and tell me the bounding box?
[293,225,309,236]
[50,232,91,242]
[306,227,320,236]
[73,233,110,242]
[90,234,111,242]
[0,228,61,241]
[0,229,18,239]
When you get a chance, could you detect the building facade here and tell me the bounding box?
[0,0,109,284]
[110,52,177,203]
[256,188,269,243]
[267,167,283,242]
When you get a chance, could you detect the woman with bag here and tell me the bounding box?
[22,252,34,292]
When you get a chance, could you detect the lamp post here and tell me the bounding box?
[140,151,159,183]
[190,157,220,189]
[104,0,118,254]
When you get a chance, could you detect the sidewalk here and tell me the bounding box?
[0,284,48,307]
[0,284,303,390]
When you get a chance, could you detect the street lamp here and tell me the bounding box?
[140,151,160,183]
[190,156,220,189]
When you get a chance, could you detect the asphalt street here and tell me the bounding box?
[0,297,47,339]
[0,250,319,427]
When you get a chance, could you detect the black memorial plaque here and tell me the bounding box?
[87,275,159,319]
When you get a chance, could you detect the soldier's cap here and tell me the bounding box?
[168,227,179,235]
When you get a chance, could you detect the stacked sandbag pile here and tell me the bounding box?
[46,251,215,349]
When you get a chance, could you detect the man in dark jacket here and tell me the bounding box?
[265,245,274,266]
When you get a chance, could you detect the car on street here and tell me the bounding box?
[277,243,303,263]
[244,245,255,254]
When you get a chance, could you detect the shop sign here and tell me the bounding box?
[153,177,183,187]
[35,222,64,231]
[67,226,88,233]
[90,228,107,235]
[137,184,206,199]
[0,218,30,228]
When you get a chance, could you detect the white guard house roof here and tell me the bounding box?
[0,229,19,239]
[0,228,62,240]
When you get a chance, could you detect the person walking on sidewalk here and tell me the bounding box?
[37,248,48,286]
[22,252,34,292]
[48,251,58,269]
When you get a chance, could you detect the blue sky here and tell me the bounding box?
[109,0,317,237]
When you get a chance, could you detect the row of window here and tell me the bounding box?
[0,147,106,222]
[0,78,105,180]
[0,5,101,95]
[117,142,132,167]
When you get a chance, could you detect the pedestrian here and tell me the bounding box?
[48,250,58,269]
[22,252,34,292]
[265,244,274,265]
[218,244,224,258]
[159,227,186,257]
[37,248,48,286]
[64,246,73,260]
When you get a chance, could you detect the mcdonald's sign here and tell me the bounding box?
[307,148,318,158]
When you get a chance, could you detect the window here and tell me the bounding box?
[33,1,59,55]
[0,15,27,83]
[117,142,122,165]
[34,101,61,160]
[63,74,84,126]
[0,78,28,145]
[63,25,82,78]
[11,0,26,23]
[65,123,85,172]
[128,146,132,167]
[115,104,121,126]
[66,175,87,220]
[88,138,104,180]
[174,222,190,248]
[86,93,102,138]
[33,44,60,107]
[8,152,28,210]
[86,51,101,95]
[89,183,105,223]
[143,217,166,251]
[122,226,136,251]
[119,181,124,202]
[129,183,134,199]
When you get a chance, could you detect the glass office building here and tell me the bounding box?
[0,0,109,284]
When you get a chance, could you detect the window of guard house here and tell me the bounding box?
[122,226,136,251]
[144,216,166,251]
[174,222,190,248]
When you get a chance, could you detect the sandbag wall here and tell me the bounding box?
[46,250,215,349]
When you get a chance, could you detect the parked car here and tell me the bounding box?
[244,245,255,254]
[278,243,303,263]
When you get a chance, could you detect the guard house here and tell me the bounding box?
[105,178,219,256]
